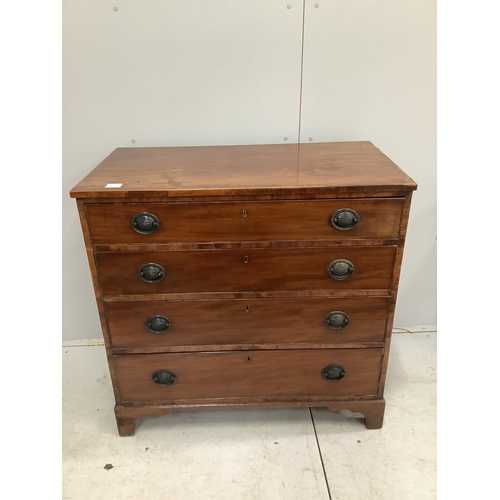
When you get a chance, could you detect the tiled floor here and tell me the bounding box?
[62,333,436,500]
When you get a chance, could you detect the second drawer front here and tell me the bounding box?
[96,246,397,295]
[114,348,383,402]
[106,297,390,348]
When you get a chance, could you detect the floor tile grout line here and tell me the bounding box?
[309,407,333,500]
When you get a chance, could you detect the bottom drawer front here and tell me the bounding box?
[114,349,382,403]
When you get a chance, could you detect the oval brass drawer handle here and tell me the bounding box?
[138,263,165,283]
[152,370,176,386]
[131,212,160,234]
[324,311,350,330]
[329,208,360,230]
[146,315,171,334]
[322,364,346,381]
[327,259,354,280]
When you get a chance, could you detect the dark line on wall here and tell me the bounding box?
[298,0,306,149]
[309,408,333,500]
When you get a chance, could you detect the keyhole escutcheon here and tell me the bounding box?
[244,256,249,264]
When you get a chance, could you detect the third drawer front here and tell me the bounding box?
[114,348,383,403]
[105,297,390,348]
[96,246,397,295]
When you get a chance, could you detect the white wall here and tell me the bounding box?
[300,0,436,327]
[63,0,436,340]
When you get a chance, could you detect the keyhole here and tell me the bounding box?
[245,305,250,312]
[243,210,248,217]
[244,256,249,264]
[247,356,251,362]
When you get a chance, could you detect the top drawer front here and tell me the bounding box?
[86,199,404,244]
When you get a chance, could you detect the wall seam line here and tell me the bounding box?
[297,0,306,147]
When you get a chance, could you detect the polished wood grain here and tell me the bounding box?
[328,399,385,429]
[114,399,385,435]
[96,246,397,296]
[378,192,414,397]
[86,198,404,244]
[105,297,390,348]
[71,142,417,435]
[76,200,122,403]
[70,142,417,199]
[115,417,137,437]
[102,289,391,302]
[80,190,414,203]
[112,343,384,354]
[117,394,380,408]
[94,239,400,253]
[113,348,383,403]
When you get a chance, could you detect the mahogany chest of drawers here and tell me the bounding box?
[70,141,417,436]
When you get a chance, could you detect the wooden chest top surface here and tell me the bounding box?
[70,141,417,199]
